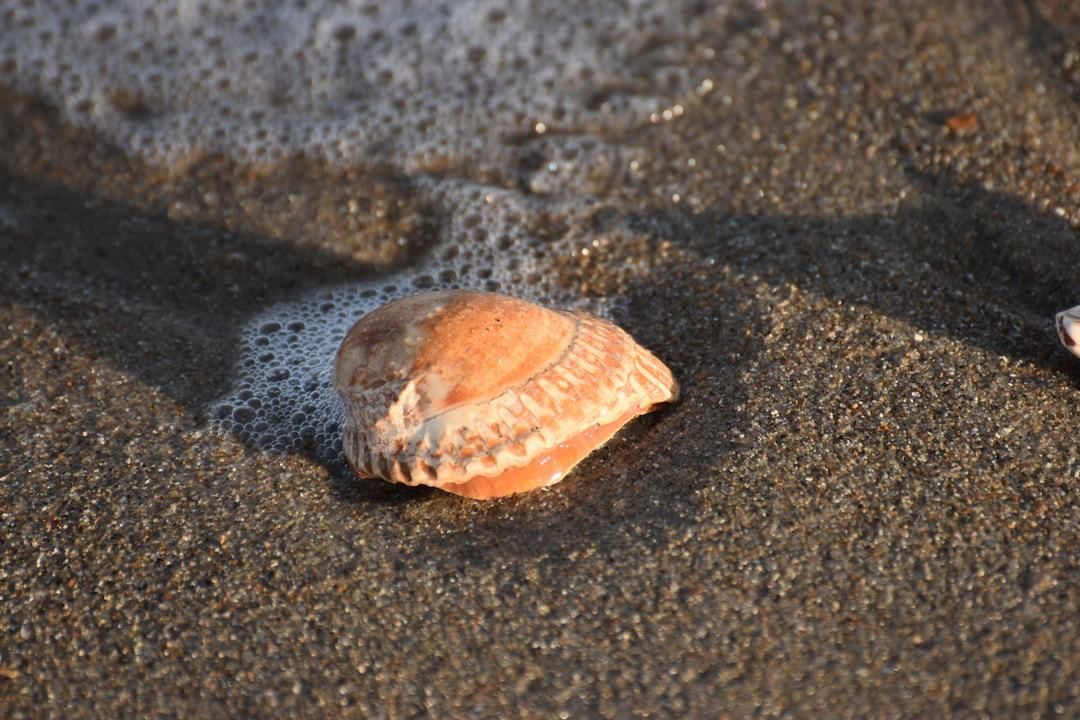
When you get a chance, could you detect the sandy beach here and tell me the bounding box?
[3,1,1080,717]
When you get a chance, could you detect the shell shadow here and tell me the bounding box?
[352,166,1080,569]
[6,159,1079,536]
[367,270,767,565]
[622,166,1079,373]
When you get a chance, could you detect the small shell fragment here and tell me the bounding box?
[1057,305,1080,357]
[333,291,678,499]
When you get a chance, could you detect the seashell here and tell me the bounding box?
[1057,306,1080,358]
[333,291,679,499]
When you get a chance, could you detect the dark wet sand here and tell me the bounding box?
[3,1,1080,717]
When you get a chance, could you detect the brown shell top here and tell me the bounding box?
[333,291,678,499]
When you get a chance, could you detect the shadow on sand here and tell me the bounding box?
[3,159,1078,559]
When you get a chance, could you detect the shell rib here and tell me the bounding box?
[333,291,678,499]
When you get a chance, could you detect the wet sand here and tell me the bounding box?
[3,1,1080,717]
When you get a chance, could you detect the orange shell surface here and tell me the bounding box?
[333,291,678,499]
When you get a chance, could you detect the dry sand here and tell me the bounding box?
[3,1,1080,717]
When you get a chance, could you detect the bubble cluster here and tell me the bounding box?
[210,284,385,465]
[1,0,704,175]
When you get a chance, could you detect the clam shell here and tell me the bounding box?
[333,291,678,499]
